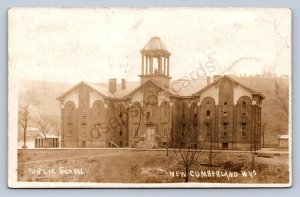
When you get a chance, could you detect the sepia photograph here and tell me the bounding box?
[8,7,292,188]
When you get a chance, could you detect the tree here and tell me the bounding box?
[18,91,37,148]
[274,79,289,120]
[171,128,201,182]
[261,122,268,148]
[35,114,53,139]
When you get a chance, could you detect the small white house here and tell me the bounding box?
[277,134,289,149]
[34,133,59,148]
[18,127,59,149]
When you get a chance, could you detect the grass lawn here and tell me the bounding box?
[17,149,289,184]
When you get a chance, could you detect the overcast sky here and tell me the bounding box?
[9,8,291,84]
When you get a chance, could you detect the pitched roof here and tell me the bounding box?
[277,135,289,140]
[35,133,59,139]
[127,79,177,97]
[56,81,107,101]
[141,37,170,55]
[57,81,140,101]
[192,75,265,99]
[57,76,265,102]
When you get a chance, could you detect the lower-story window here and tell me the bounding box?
[241,123,247,137]
[222,143,228,149]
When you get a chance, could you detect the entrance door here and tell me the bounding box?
[146,127,155,142]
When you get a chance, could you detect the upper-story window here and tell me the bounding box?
[193,105,198,118]
[242,101,247,116]
[82,103,87,117]
[223,102,228,116]
[81,123,87,136]
[68,123,73,136]
[67,104,73,122]
[206,102,211,118]
[164,104,168,116]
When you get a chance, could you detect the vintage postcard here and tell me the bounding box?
[8,8,292,188]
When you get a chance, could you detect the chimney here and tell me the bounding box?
[109,79,117,94]
[206,76,211,85]
[121,79,126,90]
[213,75,221,82]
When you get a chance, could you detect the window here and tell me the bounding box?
[82,103,87,117]
[206,102,211,118]
[181,123,186,136]
[146,112,151,121]
[82,124,87,136]
[134,126,139,137]
[206,123,211,136]
[82,141,86,147]
[223,123,228,136]
[242,102,247,116]
[68,107,73,122]
[120,129,123,136]
[163,124,168,136]
[193,106,198,118]
[222,143,228,149]
[223,102,228,116]
[68,123,73,136]
[241,123,247,137]
[164,104,168,116]
[96,104,101,118]
[206,110,211,117]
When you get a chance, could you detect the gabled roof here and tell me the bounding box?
[192,75,265,99]
[56,81,107,101]
[141,37,170,55]
[277,135,289,140]
[127,79,176,97]
[35,133,59,139]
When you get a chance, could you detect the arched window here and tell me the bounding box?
[164,104,168,116]
[68,123,73,136]
[82,103,87,117]
[65,101,75,136]
[206,102,211,117]
[241,122,247,137]
[206,123,211,136]
[68,106,73,122]
[193,104,197,118]
[223,123,228,136]
[242,101,247,116]
[181,103,188,119]
[223,102,228,116]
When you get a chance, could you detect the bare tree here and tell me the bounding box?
[35,114,53,139]
[261,122,268,148]
[172,128,201,182]
[274,79,289,120]
[18,91,37,148]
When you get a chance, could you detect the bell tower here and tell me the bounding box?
[139,37,171,87]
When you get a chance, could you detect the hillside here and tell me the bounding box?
[233,76,289,146]
[19,79,74,116]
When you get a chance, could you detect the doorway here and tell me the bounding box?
[146,127,155,142]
